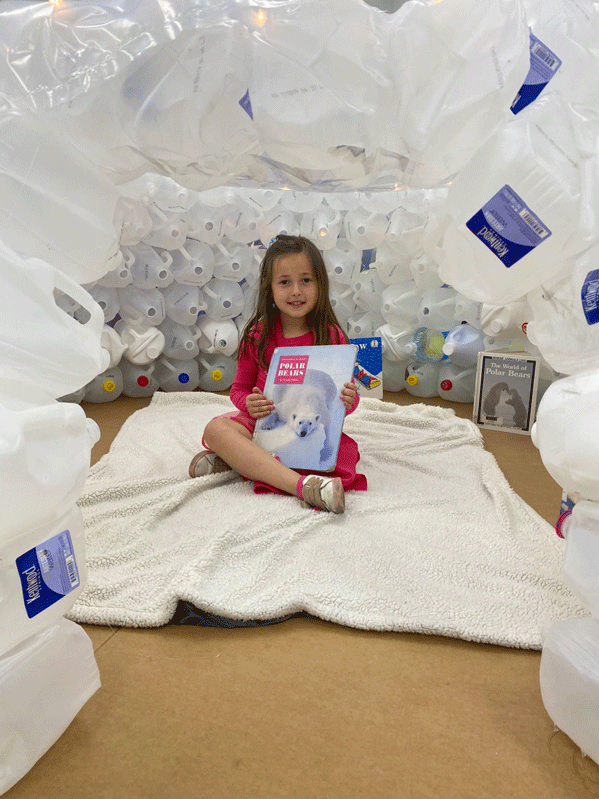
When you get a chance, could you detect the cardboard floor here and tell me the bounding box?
[8,390,599,799]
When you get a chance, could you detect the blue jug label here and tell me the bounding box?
[466,184,552,268]
[581,268,599,325]
[360,249,376,271]
[16,529,80,619]
[511,30,562,115]
[239,89,253,119]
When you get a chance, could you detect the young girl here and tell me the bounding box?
[188,234,367,513]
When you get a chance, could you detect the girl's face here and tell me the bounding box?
[271,251,319,330]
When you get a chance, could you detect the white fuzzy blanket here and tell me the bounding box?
[68,392,586,649]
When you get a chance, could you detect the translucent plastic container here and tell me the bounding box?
[142,207,189,250]
[114,320,165,365]
[437,363,477,403]
[128,243,174,289]
[416,287,457,332]
[195,317,239,357]
[257,210,300,246]
[120,360,160,398]
[197,353,237,392]
[0,618,100,795]
[326,242,362,286]
[184,202,226,245]
[0,504,87,659]
[170,240,214,286]
[382,356,407,392]
[118,285,166,327]
[540,616,599,766]
[83,366,124,403]
[531,369,599,502]
[0,251,109,400]
[300,206,342,250]
[203,278,244,321]
[158,319,200,361]
[403,327,448,363]
[385,206,428,262]
[100,324,127,369]
[329,285,357,325]
[376,324,417,363]
[280,191,323,214]
[372,243,413,286]
[351,269,388,316]
[154,356,200,392]
[380,281,421,327]
[86,284,120,324]
[409,252,444,291]
[221,205,261,245]
[480,299,531,336]
[163,283,205,326]
[347,312,385,339]
[442,324,487,368]
[404,361,443,398]
[431,93,599,305]
[560,500,599,615]
[0,397,99,542]
[213,241,253,282]
[343,208,388,251]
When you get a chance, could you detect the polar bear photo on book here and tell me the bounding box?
[256,368,343,471]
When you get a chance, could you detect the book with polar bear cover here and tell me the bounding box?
[253,344,357,472]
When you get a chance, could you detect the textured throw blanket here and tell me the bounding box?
[68,392,586,649]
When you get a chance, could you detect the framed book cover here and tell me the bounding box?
[473,351,540,435]
[253,344,357,471]
[350,336,383,399]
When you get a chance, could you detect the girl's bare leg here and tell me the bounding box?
[203,417,300,496]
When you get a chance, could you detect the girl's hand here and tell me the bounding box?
[246,386,275,419]
[340,381,357,413]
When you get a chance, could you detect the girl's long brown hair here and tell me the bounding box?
[239,235,348,369]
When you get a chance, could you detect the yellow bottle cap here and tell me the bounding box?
[211,369,223,381]
[406,374,419,386]
[103,380,116,392]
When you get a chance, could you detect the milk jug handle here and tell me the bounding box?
[53,269,104,330]
[426,213,452,262]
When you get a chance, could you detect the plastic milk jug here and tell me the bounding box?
[128,243,174,289]
[170,240,214,286]
[352,269,388,316]
[184,202,226,245]
[329,285,357,325]
[453,296,482,327]
[142,206,189,250]
[258,210,300,246]
[380,280,421,327]
[442,324,487,368]
[120,360,160,398]
[213,241,253,282]
[0,251,109,400]
[430,93,599,305]
[386,206,428,262]
[97,259,133,288]
[203,278,244,321]
[221,205,261,244]
[198,353,237,392]
[86,284,120,324]
[0,618,100,795]
[409,252,444,291]
[372,242,413,286]
[163,282,205,326]
[83,366,124,403]
[154,356,200,392]
[281,191,323,214]
[195,317,239,357]
[0,396,99,541]
[560,500,599,615]
[540,617,599,769]
[531,368,599,502]
[376,324,418,362]
[100,324,127,369]
[416,287,457,331]
[118,285,166,327]
[0,504,88,659]
[347,313,384,339]
[382,356,407,392]
[300,205,342,250]
[158,319,200,360]
[403,327,448,363]
[326,241,362,286]
[114,320,165,365]
[437,362,477,403]
[343,207,388,251]
[324,193,361,212]
[404,361,443,398]
[480,299,531,336]
[243,188,283,213]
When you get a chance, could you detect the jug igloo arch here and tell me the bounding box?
[2,0,599,787]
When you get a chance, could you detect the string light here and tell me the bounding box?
[254,9,267,27]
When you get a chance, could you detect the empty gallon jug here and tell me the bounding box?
[376,324,418,362]
[352,269,388,316]
[409,252,444,291]
[0,397,99,541]
[114,320,165,365]
[120,360,160,398]
[526,243,599,375]
[86,284,120,324]
[0,618,100,795]
[416,286,457,331]
[325,192,361,212]
[372,242,413,286]
[386,206,428,262]
[382,356,406,392]
[170,239,214,286]
[243,188,283,213]
[300,205,342,250]
[221,204,261,245]
[347,312,385,339]
[404,361,443,398]
[100,324,127,369]
[403,327,448,363]
[158,319,200,360]
[480,299,531,336]
[117,196,153,247]
[142,206,189,250]
[540,617,599,769]
[184,201,226,245]
[0,251,109,400]
[0,504,87,658]
[560,500,599,615]
[360,191,398,215]
[213,240,253,282]
[128,243,174,289]
[329,285,357,325]
[198,353,236,392]
[437,362,477,403]
[343,208,388,250]
[154,356,200,392]
[531,369,599,502]
[83,366,123,403]
[203,278,244,321]
[145,174,197,214]
[281,191,323,214]
[326,241,362,286]
[431,93,599,305]
[118,285,166,327]
[258,210,300,245]
[442,324,486,367]
[195,317,239,357]
[97,259,133,289]
[381,280,422,327]
[163,282,205,326]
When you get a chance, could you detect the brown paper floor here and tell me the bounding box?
[8,390,599,799]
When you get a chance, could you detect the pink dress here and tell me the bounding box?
[203,318,368,496]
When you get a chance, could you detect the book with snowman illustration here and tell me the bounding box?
[473,351,540,434]
[350,336,383,399]
[253,344,357,471]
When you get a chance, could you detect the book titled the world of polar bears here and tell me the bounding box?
[253,344,357,471]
